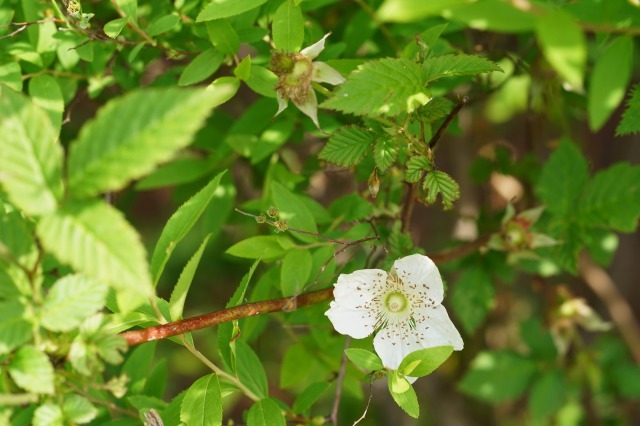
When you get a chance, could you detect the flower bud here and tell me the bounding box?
[368,168,380,198]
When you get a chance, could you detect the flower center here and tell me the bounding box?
[385,292,408,313]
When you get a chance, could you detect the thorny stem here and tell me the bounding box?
[120,236,489,346]
[428,95,469,150]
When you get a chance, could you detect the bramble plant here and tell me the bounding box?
[1,0,640,425]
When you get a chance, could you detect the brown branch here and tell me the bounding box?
[579,253,640,365]
[331,337,351,426]
[400,182,417,233]
[121,236,488,346]
[428,95,469,150]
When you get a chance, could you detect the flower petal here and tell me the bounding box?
[312,62,346,85]
[301,33,331,59]
[393,254,444,305]
[325,301,376,339]
[373,304,463,371]
[292,89,320,129]
[275,92,289,117]
[333,269,387,310]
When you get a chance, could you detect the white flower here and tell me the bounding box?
[325,254,463,379]
[271,33,346,129]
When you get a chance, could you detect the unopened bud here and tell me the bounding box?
[267,206,279,218]
[368,168,380,198]
[256,213,266,223]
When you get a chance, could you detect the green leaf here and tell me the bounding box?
[180,374,222,426]
[345,348,384,371]
[226,235,293,261]
[322,58,431,117]
[617,84,640,136]
[41,275,108,332]
[236,340,268,399]
[28,74,64,133]
[9,345,55,394]
[206,19,239,55]
[169,234,211,321]
[535,10,586,89]
[422,170,460,210]
[319,126,375,167]
[197,0,267,22]
[272,0,304,52]
[520,318,557,361]
[62,395,98,424]
[536,140,588,218]
[398,346,453,377]
[122,342,156,392]
[135,158,216,190]
[178,49,224,86]
[67,88,220,198]
[528,370,566,420]
[150,171,225,285]
[458,350,537,403]
[293,382,330,414]
[280,344,318,388]
[388,373,419,418]
[376,0,470,23]
[146,14,180,37]
[246,65,278,98]
[234,56,252,81]
[33,403,63,426]
[0,209,38,270]
[104,17,129,38]
[280,249,312,296]
[271,181,318,242]
[588,36,633,131]
[423,54,502,83]
[577,163,640,232]
[246,398,286,426]
[0,301,32,355]
[442,0,535,32]
[374,137,398,173]
[0,85,63,216]
[450,265,495,333]
[405,155,430,183]
[0,62,23,91]
[36,200,152,313]
[416,97,454,123]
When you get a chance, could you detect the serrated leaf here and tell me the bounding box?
[405,155,430,183]
[150,171,225,286]
[345,348,384,371]
[0,301,31,355]
[226,235,293,261]
[577,163,640,232]
[206,19,239,55]
[272,0,304,52]
[281,249,312,296]
[398,346,453,377]
[588,36,633,132]
[416,96,454,123]
[422,170,460,210]
[617,84,640,136]
[388,374,419,418]
[62,395,98,424]
[458,350,536,403]
[536,140,588,218]
[451,266,495,333]
[423,54,502,83]
[0,85,63,216]
[319,126,374,167]
[246,398,286,426]
[374,137,398,172]
[180,374,222,426]
[321,58,430,117]
[179,49,224,86]
[535,10,586,89]
[169,235,211,321]
[36,200,152,313]
[33,403,63,426]
[197,0,267,22]
[67,88,220,198]
[41,275,108,332]
[9,345,55,394]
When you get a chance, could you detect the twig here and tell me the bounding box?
[120,236,488,346]
[427,95,469,150]
[400,182,417,233]
[353,377,374,425]
[108,0,154,45]
[330,337,351,426]
[0,19,65,40]
[579,253,640,364]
